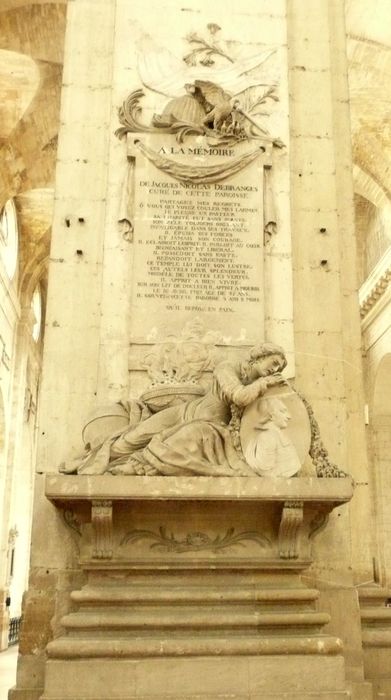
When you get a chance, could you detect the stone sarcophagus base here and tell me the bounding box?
[41,475,353,700]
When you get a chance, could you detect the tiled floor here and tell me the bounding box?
[0,646,18,700]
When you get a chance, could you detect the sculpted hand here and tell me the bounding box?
[265,373,287,387]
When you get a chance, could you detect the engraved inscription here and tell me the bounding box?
[137,181,261,307]
[130,142,265,343]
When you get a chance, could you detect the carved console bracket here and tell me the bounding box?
[46,475,353,568]
[278,500,304,560]
[91,500,113,560]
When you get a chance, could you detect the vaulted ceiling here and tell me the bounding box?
[346,0,391,205]
[0,2,66,302]
[0,1,389,304]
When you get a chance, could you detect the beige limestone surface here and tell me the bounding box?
[8,0,382,699]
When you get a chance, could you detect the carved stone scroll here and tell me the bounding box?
[91,500,113,560]
[278,500,304,560]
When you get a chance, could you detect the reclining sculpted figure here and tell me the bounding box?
[60,339,346,478]
[60,342,291,476]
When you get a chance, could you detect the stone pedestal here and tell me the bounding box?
[33,475,354,700]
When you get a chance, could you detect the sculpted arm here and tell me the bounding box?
[213,360,268,408]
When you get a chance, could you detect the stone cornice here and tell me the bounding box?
[359,247,391,319]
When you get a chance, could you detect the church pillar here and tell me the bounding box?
[10,1,374,699]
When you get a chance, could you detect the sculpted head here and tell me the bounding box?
[257,397,291,430]
[241,342,287,383]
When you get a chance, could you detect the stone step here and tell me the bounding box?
[358,586,391,606]
[361,608,391,623]
[61,609,330,631]
[47,634,343,659]
[361,629,391,647]
[358,586,391,645]
[71,586,320,606]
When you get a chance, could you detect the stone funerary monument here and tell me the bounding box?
[10,1,386,699]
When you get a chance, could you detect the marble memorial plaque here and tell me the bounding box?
[128,135,270,345]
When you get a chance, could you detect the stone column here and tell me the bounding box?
[10,1,116,697]
[287,0,373,694]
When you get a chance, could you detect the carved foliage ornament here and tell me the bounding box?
[121,526,270,553]
[296,392,347,479]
